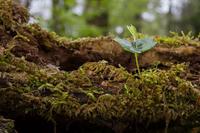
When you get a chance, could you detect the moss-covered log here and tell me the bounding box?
[0,0,200,133]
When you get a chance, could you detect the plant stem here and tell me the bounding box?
[127,25,141,75]
[134,53,140,75]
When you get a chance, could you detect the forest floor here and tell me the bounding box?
[0,0,200,133]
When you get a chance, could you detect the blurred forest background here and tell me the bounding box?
[17,0,200,38]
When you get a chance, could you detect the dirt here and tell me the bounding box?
[0,0,200,133]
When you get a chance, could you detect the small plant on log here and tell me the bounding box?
[114,25,157,75]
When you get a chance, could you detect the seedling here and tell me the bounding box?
[114,25,157,75]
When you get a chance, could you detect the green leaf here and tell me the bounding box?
[131,38,157,53]
[114,37,140,53]
[114,37,157,54]
[127,25,137,40]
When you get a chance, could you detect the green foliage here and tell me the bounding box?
[114,37,140,53]
[46,0,149,38]
[133,38,157,53]
[114,26,156,53]
[177,0,200,35]
[114,25,157,75]
[19,0,200,37]
[115,37,157,54]
[127,25,137,40]
[108,0,148,34]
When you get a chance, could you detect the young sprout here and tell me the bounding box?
[114,25,157,75]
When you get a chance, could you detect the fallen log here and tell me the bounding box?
[0,0,200,133]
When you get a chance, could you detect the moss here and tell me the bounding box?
[155,32,200,47]
[0,48,198,127]
[0,0,13,29]
[23,24,70,48]
[46,62,198,128]
[5,52,197,123]
[0,1,199,132]
[0,0,29,30]
[0,116,16,133]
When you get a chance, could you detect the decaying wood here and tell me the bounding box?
[0,0,200,133]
